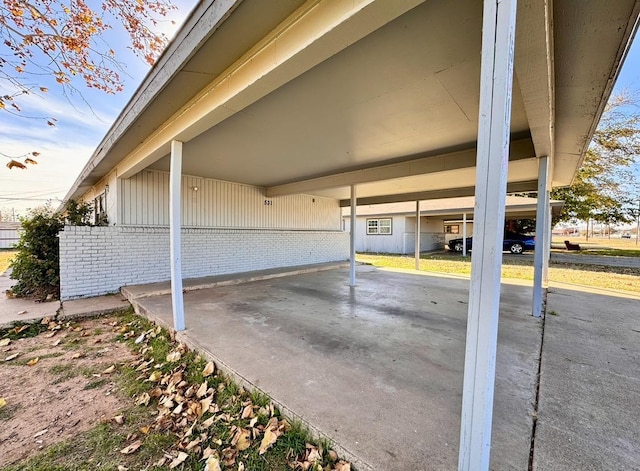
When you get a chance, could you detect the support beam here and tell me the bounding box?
[462,212,468,257]
[349,184,356,287]
[415,201,421,270]
[458,1,517,470]
[170,141,186,332]
[338,180,538,207]
[533,155,550,317]
[268,139,535,198]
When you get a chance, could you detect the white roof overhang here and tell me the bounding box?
[341,197,564,220]
[64,0,640,205]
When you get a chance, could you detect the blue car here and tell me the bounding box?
[448,231,535,254]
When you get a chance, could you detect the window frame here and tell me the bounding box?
[94,192,107,225]
[366,217,392,235]
[445,224,460,234]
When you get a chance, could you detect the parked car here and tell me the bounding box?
[448,231,535,254]
[621,233,631,239]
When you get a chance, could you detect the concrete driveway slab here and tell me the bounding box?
[130,265,542,470]
[533,287,640,470]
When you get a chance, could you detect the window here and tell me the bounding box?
[367,218,392,235]
[445,224,459,234]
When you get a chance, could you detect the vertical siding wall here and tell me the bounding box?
[59,226,349,300]
[346,216,448,254]
[0,225,20,249]
[120,169,340,230]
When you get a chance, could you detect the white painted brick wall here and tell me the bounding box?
[59,226,349,300]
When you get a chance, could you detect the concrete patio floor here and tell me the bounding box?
[533,285,640,470]
[128,265,542,470]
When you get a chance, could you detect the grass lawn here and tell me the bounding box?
[551,237,640,257]
[0,250,16,274]
[0,310,351,471]
[357,252,640,294]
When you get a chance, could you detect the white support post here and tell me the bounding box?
[533,155,550,317]
[543,204,552,286]
[462,212,468,257]
[170,140,185,332]
[458,1,517,470]
[415,201,421,270]
[350,184,357,287]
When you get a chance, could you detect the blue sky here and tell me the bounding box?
[0,0,197,217]
[1,10,639,218]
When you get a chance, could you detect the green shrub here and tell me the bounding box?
[10,205,64,299]
[65,199,93,226]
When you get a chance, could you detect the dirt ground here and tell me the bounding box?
[0,316,136,466]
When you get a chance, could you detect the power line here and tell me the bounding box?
[0,197,61,201]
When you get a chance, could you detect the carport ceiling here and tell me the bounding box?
[150,0,531,195]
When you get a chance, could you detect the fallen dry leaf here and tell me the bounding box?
[4,353,19,361]
[196,381,208,398]
[166,351,181,362]
[307,444,321,463]
[334,461,351,471]
[102,365,116,374]
[71,352,84,359]
[26,357,39,366]
[33,429,48,438]
[199,397,212,418]
[17,310,27,315]
[202,361,214,377]
[148,370,162,382]
[241,404,254,419]
[232,428,251,451]
[259,417,281,455]
[117,466,128,471]
[13,325,28,334]
[139,425,151,435]
[136,392,151,407]
[204,456,222,471]
[0,398,6,409]
[0,339,11,347]
[169,451,189,468]
[201,416,215,428]
[52,339,62,347]
[120,440,142,454]
[112,414,125,425]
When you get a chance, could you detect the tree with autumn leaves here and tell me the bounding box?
[1,0,175,169]
[552,93,640,227]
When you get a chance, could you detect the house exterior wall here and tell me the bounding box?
[344,216,446,254]
[344,215,406,253]
[404,217,446,252]
[59,226,349,300]
[119,169,340,230]
[0,223,20,249]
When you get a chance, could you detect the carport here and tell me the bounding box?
[62,0,640,468]
[125,265,543,470]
